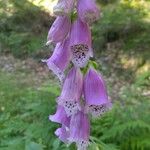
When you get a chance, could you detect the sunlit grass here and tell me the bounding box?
[120,55,143,70]
[27,0,58,15]
[0,1,15,17]
[136,61,150,75]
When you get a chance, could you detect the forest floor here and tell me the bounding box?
[0,46,149,150]
[0,52,130,103]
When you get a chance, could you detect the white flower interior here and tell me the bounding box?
[71,44,90,68]
[88,104,109,117]
[77,140,89,150]
[58,100,81,117]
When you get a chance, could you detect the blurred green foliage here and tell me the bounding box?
[94,0,150,55]
[0,71,68,150]
[0,68,149,150]
[0,0,51,58]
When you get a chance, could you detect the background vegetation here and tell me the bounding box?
[0,0,150,150]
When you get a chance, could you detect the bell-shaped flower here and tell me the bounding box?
[53,0,75,16]
[55,125,70,143]
[58,67,83,116]
[69,110,90,150]
[70,18,93,68]
[77,0,100,24]
[49,105,70,127]
[43,39,71,83]
[47,16,71,45]
[83,68,112,117]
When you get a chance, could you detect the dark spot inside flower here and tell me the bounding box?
[89,104,109,116]
[94,108,98,111]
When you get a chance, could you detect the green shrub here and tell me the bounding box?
[0,67,149,150]
[93,0,150,52]
[0,0,51,58]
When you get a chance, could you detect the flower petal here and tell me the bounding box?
[55,125,70,143]
[49,105,70,127]
[53,0,75,16]
[47,16,71,44]
[77,0,100,24]
[84,68,111,117]
[70,18,93,68]
[44,39,71,83]
[84,68,108,105]
[58,67,83,116]
[85,103,112,118]
[69,110,90,150]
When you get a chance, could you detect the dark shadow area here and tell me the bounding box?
[92,0,150,89]
[0,0,53,58]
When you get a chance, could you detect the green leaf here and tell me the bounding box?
[52,139,61,150]
[25,141,44,150]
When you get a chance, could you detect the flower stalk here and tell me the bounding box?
[43,0,112,149]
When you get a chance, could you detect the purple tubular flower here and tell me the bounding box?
[55,125,70,143]
[84,68,112,117]
[47,16,71,45]
[53,0,75,16]
[49,105,70,127]
[69,110,90,150]
[70,18,93,68]
[58,67,83,116]
[43,39,70,83]
[77,0,100,24]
